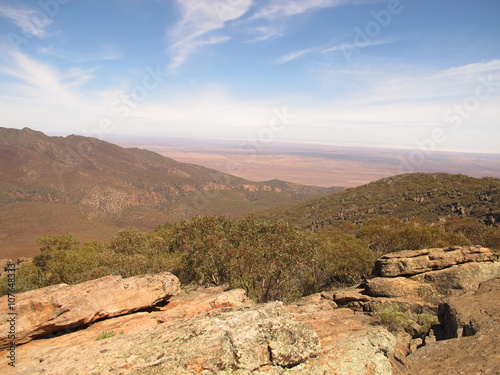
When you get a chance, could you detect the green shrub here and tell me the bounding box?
[416,313,439,337]
[95,331,116,341]
[377,303,439,339]
[109,229,151,254]
[228,218,317,302]
[356,216,471,255]
[170,215,235,286]
[378,303,414,332]
[307,227,374,291]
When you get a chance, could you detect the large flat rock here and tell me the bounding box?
[0,302,321,374]
[0,272,180,348]
[374,246,498,277]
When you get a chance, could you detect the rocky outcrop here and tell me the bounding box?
[0,282,399,374]
[410,261,500,294]
[1,302,322,374]
[0,272,180,348]
[323,246,500,375]
[374,246,498,277]
[405,278,500,375]
[1,246,498,374]
[438,277,500,339]
[285,294,398,375]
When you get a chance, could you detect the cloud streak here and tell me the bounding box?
[252,0,348,19]
[275,48,315,64]
[0,3,52,38]
[167,0,253,70]
[166,0,356,68]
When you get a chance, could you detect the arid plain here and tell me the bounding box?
[115,137,500,188]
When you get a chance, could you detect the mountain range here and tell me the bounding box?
[0,127,341,257]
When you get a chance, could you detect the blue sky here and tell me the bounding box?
[0,0,499,153]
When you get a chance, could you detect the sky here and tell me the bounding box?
[0,0,499,153]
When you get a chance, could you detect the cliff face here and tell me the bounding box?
[0,246,498,374]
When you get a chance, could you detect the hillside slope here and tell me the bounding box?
[257,173,500,228]
[0,127,341,257]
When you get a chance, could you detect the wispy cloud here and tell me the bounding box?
[0,50,111,131]
[276,38,396,65]
[37,46,123,63]
[252,0,348,19]
[0,4,52,38]
[246,0,350,42]
[167,0,253,70]
[167,0,356,68]
[276,48,315,64]
[322,38,396,54]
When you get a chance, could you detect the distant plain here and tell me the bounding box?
[114,137,500,188]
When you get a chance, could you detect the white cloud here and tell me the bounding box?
[0,4,52,38]
[166,0,354,68]
[322,38,396,54]
[251,0,348,19]
[276,48,314,64]
[244,0,351,42]
[167,0,253,70]
[276,38,396,65]
[346,59,500,105]
[0,51,114,133]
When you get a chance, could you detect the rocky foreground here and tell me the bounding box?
[0,245,499,374]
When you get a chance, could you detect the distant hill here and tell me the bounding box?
[257,173,500,228]
[0,127,342,257]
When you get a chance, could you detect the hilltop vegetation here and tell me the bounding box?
[257,173,500,228]
[2,213,498,302]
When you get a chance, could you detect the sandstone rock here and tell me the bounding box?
[332,288,370,305]
[0,272,180,348]
[374,246,498,277]
[366,277,437,300]
[285,296,398,374]
[0,302,321,374]
[153,286,252,322]
[406,278,500,375]
[405,332,500,375]
[438,277,500,339]
[411,261,500,295]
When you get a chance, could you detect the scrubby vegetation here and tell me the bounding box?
[1,215,498,302]
[258,173,500,229]
[377,303,439,340]
[95,331,116,341]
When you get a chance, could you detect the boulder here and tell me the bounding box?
[411,261,500,294]
[332,288,371,305]
[366,277,437,300]
[0,272,180,348]
[374,246,498,277]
